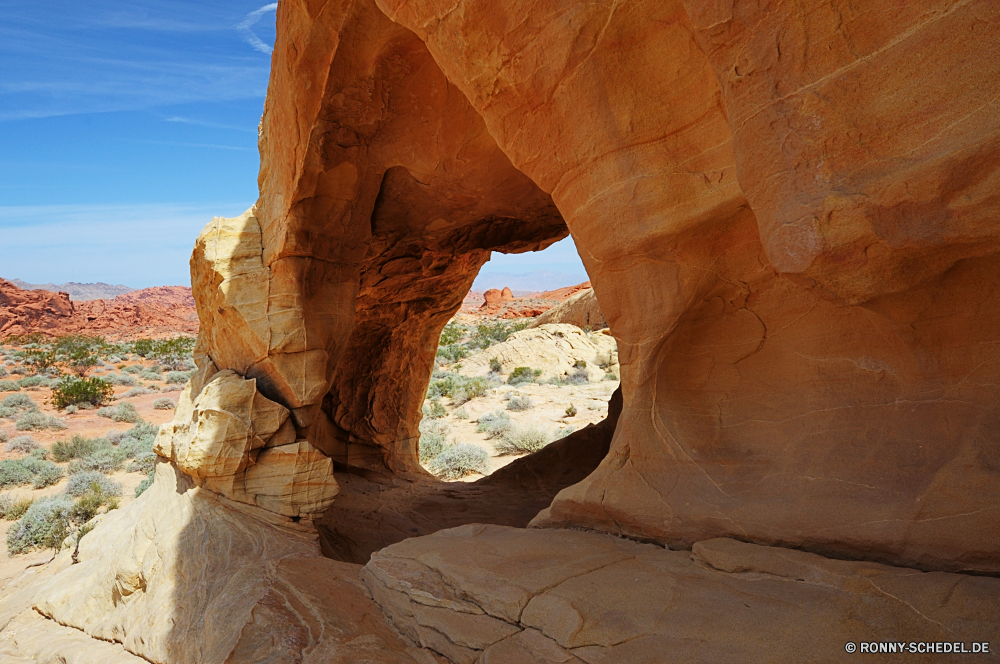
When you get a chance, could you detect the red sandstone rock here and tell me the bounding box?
[0,279,197,340]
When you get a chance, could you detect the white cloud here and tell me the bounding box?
[237,3,278,55]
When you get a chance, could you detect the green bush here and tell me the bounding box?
[164,371,191,385]
[0,380,21,392]
[141,371,163,381]
[475,411,513,439]
[16,376,44,388]
[1,394,37,411]
[430,443,489,480]
[565,404,578,417]
[506,395,533,411]
[52,435,101,462]
[122,365,144,375]
[16,411,67,431]
[96,402,140,423]
[69,447,128,474]
[418,420,451,465]
[6,495,74,554]
[489,357,502,373]
[469,321,529,349]
[493,424,551,456]
[65,471,123,498]
[52,376,113,408]
[436,344,470,364]
[0,456,64,489]
[453,408,469,420]
[439,322,465,346]
[422,400,447,419]
[507,367,542,385]
[603,371,619,381]
[0,430,7,444]
[104,373,137,386]
[555,425,576,440]
[452,377,489,405]
[153,397,176,410]
[123,387,153,398]
[22,348,56,370]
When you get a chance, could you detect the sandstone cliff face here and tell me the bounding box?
[177,0,997,571]
[11,1,998,660]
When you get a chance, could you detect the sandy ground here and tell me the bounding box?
[422,377,619,481]
[0,354,180,588]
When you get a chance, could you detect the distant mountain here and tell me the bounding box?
[9,279,135,301]
[471,270,589,293]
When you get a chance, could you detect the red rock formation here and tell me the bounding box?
[0,279,197,340]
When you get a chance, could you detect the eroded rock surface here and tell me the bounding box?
[528,289,606,331]
[363,525,1000,664]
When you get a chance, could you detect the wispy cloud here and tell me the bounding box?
[163,116,258,133]
[237,3,278,55]
[134,139,253,151]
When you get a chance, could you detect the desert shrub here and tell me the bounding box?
[17,375,44,388]
[10,366,26,375]
[0,495,34,521]
[6,495,74,554]
[422,400,447,419]
[475,411,513,439]
[164,371,191,385]
[5,435,38,454]
[555,425,576,440]
[0,407,15,419]
[64,471,123,498]
[68,447,128,474]
[439,322,465,346]
[1,394,37,411]
[430,443,489,480]
[493,424,551,456]
[114,421,159,453]
[0,456,64,490]
[52,435,101,462]
[418,420,451,464]
[64,404,79,414]
[453,408,469,420]
[140,371,162,382]
[566,366,590,385]
[603,371,619,381]
[153,397,176,410]
[469,320,529,350]
[507,367,542,385]
[16,411,67,431]
[122,364,144,374]
[489,357,502,373]
[70,485,120,523]
[0,380,21,392]
[23,348,57,370]
[96,401,140,423]
[104,372,137,386]
[0,430,7,444]
[51,376,113,408]
[452,377,489,405]
[436,344,470,364]
[506,395,533,411]
[135,469,155,498]
[0,367,7,377]
[124,386,153,398]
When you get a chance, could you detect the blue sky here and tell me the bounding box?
[0,0,586,291]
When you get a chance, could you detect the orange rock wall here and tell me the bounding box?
[186,0,999,573]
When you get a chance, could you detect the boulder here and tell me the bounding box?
[363,525,1000,663]
[528,288,606,331]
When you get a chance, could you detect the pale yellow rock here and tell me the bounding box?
[244,441,340,517]
[528,289,607,332]
[155,368,337,516]
[0,461,436,664]
[457,324,617,382]
[364,525,1000,663]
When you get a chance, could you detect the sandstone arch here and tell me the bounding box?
[3,0,999,660]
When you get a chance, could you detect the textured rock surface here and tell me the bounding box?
[528,289,606,331]
[0,279,197,340]
[457,324,617,382]
[155,364,338,517]
[0,461,442,664]
[364,525,1000,664]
